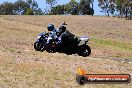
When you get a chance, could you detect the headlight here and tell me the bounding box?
[38,36,41,39]
[48,37,52,40]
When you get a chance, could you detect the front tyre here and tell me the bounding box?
[77,45,91,57]
[34,42,44,52]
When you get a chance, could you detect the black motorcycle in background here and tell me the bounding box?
[34,24,91,57]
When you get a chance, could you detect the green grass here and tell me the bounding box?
[91,37,132,51]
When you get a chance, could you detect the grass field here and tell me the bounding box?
[0,15,132,88]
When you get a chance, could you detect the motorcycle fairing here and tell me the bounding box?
[78,36,89,46]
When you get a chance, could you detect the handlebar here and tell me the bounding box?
[62,22,67,25]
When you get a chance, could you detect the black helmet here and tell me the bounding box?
[47,24,54,31]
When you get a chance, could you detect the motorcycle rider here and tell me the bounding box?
[46,24,59,44]
[57,22,79,52]
[46,22,78,46]
[46,23,67,44]
[47,24,59,33]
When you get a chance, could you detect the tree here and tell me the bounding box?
[65,0,79,15]
[13,0,29,15]
[98,0,116,17]
[26,8,34,15]
[124,0,132,19]
[115,0,124,17]
[79,0,94,15]
[115,0,132,18]
[109,2,116,16]
[34,8,44,15]
[26,0,44,15]
[51,5,65,15]
[26,0,38,11]
[14,0,43,15]
[0,2,14,15]
[46,0,57,13]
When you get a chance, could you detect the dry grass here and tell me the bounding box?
[0,15,132,88]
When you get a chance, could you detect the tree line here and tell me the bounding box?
[98,0,132,19]
[0,0,43,15]
[0,0,131,19]
[0,0,94,15]
[46,0,94,15]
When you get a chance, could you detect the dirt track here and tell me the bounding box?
[0,16,132,88]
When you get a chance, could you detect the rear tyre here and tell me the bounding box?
[77,45,91,57]
[45,44,56,53]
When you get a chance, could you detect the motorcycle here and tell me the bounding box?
[34,23,91,57]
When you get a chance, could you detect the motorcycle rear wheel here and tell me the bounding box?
[45,44,56,53]
[77,45,91,57]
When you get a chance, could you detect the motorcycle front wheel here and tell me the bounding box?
[34,42,44,52]
[77,45,91,57]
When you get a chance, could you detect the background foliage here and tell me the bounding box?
[0,0,131,19]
